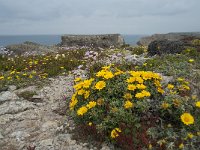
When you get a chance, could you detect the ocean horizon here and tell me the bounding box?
[0,34,146,47]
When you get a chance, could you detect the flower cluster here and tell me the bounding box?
[69,65,200,149]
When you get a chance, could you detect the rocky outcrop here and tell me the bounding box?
[148,40,185,56]
[60,34,125,48]
[0,74,113,150]
[137,32,200,46]
[6,41,58,56]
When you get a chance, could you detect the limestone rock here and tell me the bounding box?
[0,91,19,102]
[8,85,17,91]
[60,34,125,48]
[137,32,200,46]
[0,100,35,115]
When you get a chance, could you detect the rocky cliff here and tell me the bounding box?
[137,32,200,46]
[60,34,125,48]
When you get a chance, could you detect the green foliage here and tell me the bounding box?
[131,46,147,55]
[0,49,86,90]
[70,66,200,149]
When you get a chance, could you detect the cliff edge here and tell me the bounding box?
[137,32,200,46]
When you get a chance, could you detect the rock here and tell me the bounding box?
[0,132,4,139]
[0,75,95,150]
[60,34,125,48]
[37,139,54,150]
[0,100,35,115]
[10,131,30,141]
[6,41,58,56]
[8,85,17,91]
[160,75,174,84]
[101,143,112,150]
[14,86,37,94]
[148,40,185,56]
[137,32,200,46]
[0,91,19,102]
[31,95,43,103]
[41,121,58,132]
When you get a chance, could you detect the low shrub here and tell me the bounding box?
[69,65,200,149]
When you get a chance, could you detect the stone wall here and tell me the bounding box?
[60,34,125,48]
[137,32,200,46]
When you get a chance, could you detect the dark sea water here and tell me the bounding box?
[0,34,145,47]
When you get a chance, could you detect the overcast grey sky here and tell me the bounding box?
[0,0,199,35]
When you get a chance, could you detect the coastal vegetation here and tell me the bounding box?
[0,43,200,149]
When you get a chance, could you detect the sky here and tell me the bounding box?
[0,0,200,35]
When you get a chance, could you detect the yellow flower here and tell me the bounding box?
[161,102,169,109]
[0,76,4,80]
[78,89,85,95]
[123,93,132,99]
[192,95,197,100]
[129,71,141,77]
[135,90,151,99]
[69,97,78,110]
[188,59,194,63]
[96,70,106,77]
[84,91,90,99]
[127,84,136,91]
[136,84,146,89]
[73,82,83,91]
[29,75,33,78]
[114,68,124,75]
[10,70,15,75]
[74,77,81,82]
[83,79,93,88]
[124,100,133,109]
[167,84,174,89]
[77,106,88,116]
[7,76,12,80]
[197,131,200,136]
[86,101,97,109]
[195,101,200,108]
[177,77,184,82]
[88,122,92,126]
[103,71,114,79]
[187,133,194,139]
[95,81,106,90]
[148,144,153,149]
[179,143,184,149]
[181,113,194,125]
[179,84,190,90]
[60,66,64,69]
[154,80,161,87]
[111,128,121,138]
[126,77,136,83]
[135,77,144,83]
[102,65,111,70]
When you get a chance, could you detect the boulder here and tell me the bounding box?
[148,40,185,56]
[60,34,125,48]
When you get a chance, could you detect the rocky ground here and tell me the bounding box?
[0,73,113,150]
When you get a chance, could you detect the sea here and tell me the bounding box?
[0,34,145,47]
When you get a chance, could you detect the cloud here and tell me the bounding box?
[0,0,199,34]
